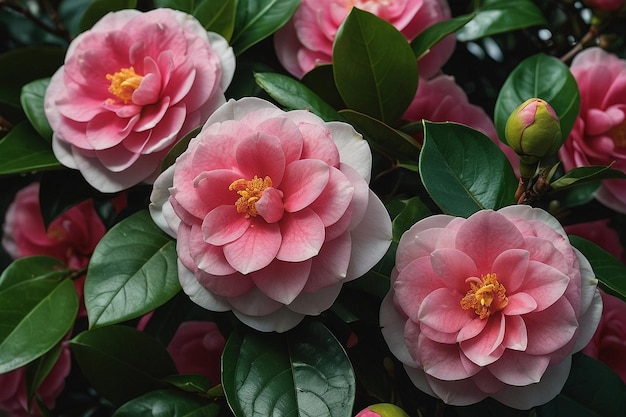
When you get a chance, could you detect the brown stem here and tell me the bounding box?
[1,0,70,41]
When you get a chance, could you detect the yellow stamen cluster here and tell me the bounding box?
[106,67,143,104]
[460,273,508,319]
[229,176,273,217]
[609,120,626,148]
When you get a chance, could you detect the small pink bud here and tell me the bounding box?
[354,403,410,417]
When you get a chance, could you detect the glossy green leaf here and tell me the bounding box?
[550,165,626,190]
[419,121,517,217]
[112,389,220,417]
[0,278,78,373]
[301,64,345,111]
[231,0,301,55]
[537,354,626,417]
[26,342,63,405]
[20,78,53,142]
[0,256,67,290]
[494,53,580,145]
[391,197,432,242]
[456,0,548,42]
[195,0,237,40]
[163,374,214,394]
[79,0,138,32]
[0,121,62,175]
[70,325,177,406]
[222,321,355,417]
[411,13,475,59]
[255,72,343,122]
[569,236,626,302]
[85,210,180,328]
[339,109,420,163]
[0,47,64,108]
[153,0,193,12]
[333,8,418,124]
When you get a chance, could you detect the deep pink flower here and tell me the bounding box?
[150,97,392,332]
[582,290,626,383]
[380,206,602,409]
[2,183,106,270]
[0,343,70,417]
[582,0,625,11]
[565,219,626,264]
[559,47,626,213]
[167,321,225,385]
[273,0,455,79]
[45,8,235,193]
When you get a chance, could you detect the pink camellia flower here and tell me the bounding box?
[582,0,625,11]
[380,206,602,409]
[273,0,455,79]
[45,8,236,193]
[0,343,70,417]
[2,182,106,270]
[583,290,626,383]
[150,97,393,332]
[559,47,626,213]
[167,321,225,385]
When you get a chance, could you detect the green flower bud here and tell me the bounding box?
[504,98,563,173]
[354,403,410,417]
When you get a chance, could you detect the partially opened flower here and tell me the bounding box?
[150,97,392,332]
[380,206,602,409]
[45,8,235,193]
[274,0,455,79]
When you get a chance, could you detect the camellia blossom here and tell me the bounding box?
[150,97,392,332]
[380,206,602,409]
[0,343,70,417]
[559,47,626,213]
[2,182,106,270]
[167,321,226,385]
[582,0,625,11]
[45,8,236,193]
[273,0,455,79]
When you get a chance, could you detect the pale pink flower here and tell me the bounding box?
[583,290,626,383]
[273,0,455,79]
[150,97,393,332]
[380,206,602,409]
[45,8,236,193]
[167,321,225,385]
[559,47,626,213]
[2,183,106,270]
[582,0,625,11]
[0,343,70,417]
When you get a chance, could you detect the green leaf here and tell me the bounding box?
[537,354,626,417]
[0,121,62,175]
[163,374,214,394]
[339,109,420,163]
[569,236,626,302]
[85,210,180,328]
[0,47,64,109]
[79,0,138,32]
[550,165,626,190]
[112,389,220,417]
[26,342,63,404]
[222,321,355,417]
[195,0,237,41]
[411,13,475,59]
[255,72,343,122]
[231,0,301,55]
[456,0,548,42]
[0,256,67,290]
[391,197,432,242]
[70,325,177,406]
[20,78,53,142]
[494,53,580,145]
[333,8,418,124]
[0,278,78,373]
[153,0,193,12]
[419,121,517,217]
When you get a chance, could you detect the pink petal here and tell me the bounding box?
[197,270,254,297]
[460,313,506,366]
[394,257,444,321]
[251,259,312,304]
[487,350,550,386]
[235,133,286,184]
[133,97,171,132]
[503,292,537,315]
[491,249,529,293]
[255,116,304,164]
[228,287,283,316]
[502,315,528,351]
[456,317,488,342]
[287,282,343,315]
[255,187,285,223]
[281,159,330,212]
[202,205,250,246]
[456,210,524,272]
[304,232,351,291]
[585,108,618,136]
[193,169,243,214]
[276,209,325,262]
[423,374,489,406]
[298,121,340,167]
[523,297,578,355]
[223,221,282,274]
[418,287,474,334]
[233,306,305,333]
[307,166,354,227]
[520,261,570,311]
[187,223,236,276]
[418,335,481,380]
[420,323,459,344]
[430,248,478,294]
[132,63,162,106]
[86,112,137,150]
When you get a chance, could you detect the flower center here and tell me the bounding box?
[608,119,626,148]
[106,66,143,104]
[229,176,272,218]
[460,273,508,319]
